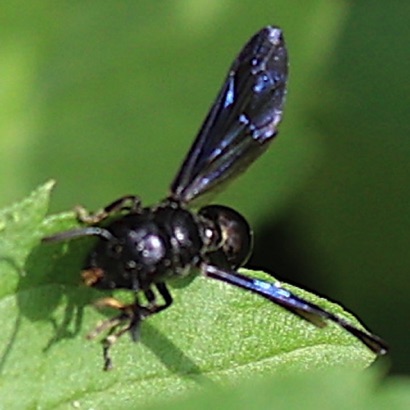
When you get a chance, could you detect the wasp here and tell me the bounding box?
[44,26,387,370]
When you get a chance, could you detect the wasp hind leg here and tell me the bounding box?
[142,282,173,315]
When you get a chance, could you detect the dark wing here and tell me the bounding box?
[170,26,288,204]
[203,264,388,355]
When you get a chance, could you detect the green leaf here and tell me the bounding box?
[142,369,410,410]
[0,184,383,409]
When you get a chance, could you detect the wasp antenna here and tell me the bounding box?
[42,227,115,243]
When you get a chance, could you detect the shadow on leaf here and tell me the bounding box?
[13,237,211,382]
[16,239,95,351]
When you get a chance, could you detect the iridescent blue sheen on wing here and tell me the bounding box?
[171,26,288,203]
[204,264,388,355]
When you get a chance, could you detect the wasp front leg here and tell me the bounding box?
[87,297,144,370]
[87,284,173,370]
[75,195,141,225]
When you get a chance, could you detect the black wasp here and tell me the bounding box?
[44,26,387,370]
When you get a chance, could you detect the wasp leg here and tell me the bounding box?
[88,285,173,370]
[142,282,173,315]
[86,297,135,342]
[75,195,141,225]
[101,314,140,371]
[123,283,173,343]
[87,297,142,371]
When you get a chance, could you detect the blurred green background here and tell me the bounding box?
[0,1,408,375]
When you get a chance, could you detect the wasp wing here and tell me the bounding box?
[170,26,288,203]
[203,264,388,355]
